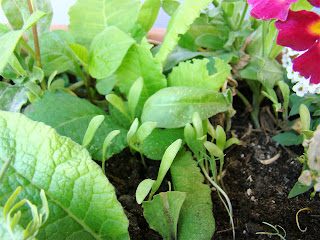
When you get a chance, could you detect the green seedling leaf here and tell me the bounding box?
[143,128,185,160]
[102,130,121,162]
[116,39,167,113]
[224,138,240,149]
[136,0,161,33]
[69,0,140,48]
[150,139,182,199]
[127,118,139,145]
[82,115,105,148]
[195,33,227,49]
[0,11,45,73]
[137,122,158,143]
[136,179,156,204]
[142,87,232,128]
[215,125,226,150]
[128,77,144,119]
[168,58,231,92]
[106,94,131,121]
[89,26,135,79]
[143,191,186,240]
[170,149,215,239]
[207,119,216,138]
[96,75,118,95]
[155,0,212,65]
[272,132,303,146]
[162,0,180,16]
[277,81,290,120]
[0,111,129,239]
[288,181,314,198]
[192,112,204,139]
[47,70,58,91]
[300,104,311,132]
[184,123,205,160]
[204,141,224,158]
[28,90,128,161]
[0,86,28,112]
[68,43,89,68]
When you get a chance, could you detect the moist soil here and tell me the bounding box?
[105,95,320,240]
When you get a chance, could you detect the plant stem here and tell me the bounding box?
[262,21,267,57]
[67,81,85,91]
[26,0,47,90]
[19,39,38,61]
[237,1,248,30]
[140,152,147,168]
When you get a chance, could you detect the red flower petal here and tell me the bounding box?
[308,0,320,7]
[293,42,320,84]
[275,10,320,51]
[248,0,298,21]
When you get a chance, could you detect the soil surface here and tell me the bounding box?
[105,96,320,240]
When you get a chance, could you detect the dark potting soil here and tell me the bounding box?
[105,103,320,240]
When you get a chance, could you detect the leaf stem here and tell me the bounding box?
[26,0,47,90]
[262,21,266,57]
[237,1,248,30]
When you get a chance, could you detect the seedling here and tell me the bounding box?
[256,222,286,240]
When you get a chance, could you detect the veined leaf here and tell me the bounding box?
[89,26,135,79]
[68,0,140,48]
[170,149,215,239]
[28,90,128,161]
[0,85,28,112]
[116,38,167,113]
[0,111,129,239]
[155,0,212,65]
[141,87,232,128]
[168,58,231,91]
[0,11,45,73]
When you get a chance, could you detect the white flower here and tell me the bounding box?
[307,125,320,173]
[292,80,310,97]
[314,182,320,192]
[298,170,313,186]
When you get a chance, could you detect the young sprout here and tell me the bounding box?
[101,130,121,174]
[82,115,105,148]
[256,222,286,240]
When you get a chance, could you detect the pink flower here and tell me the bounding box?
[275,10,320,84]
[308,0,320,7]
[248,0,299,21]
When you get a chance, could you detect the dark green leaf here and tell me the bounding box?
[288,181,314,198]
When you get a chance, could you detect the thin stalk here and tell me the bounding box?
[251,92,262,128]
[201,165,235,239]
[26,0,47,90]
[262,21,267,57]
[235,89,251,108]
[237,1,248,30]
[19,39,38,61]
[67,81,85,91]
[140,152,147,168]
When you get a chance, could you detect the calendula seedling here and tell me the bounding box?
[82,115,105,148]
[101,130,121,174]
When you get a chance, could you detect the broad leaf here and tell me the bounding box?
[0,111,129,239]
[272,131,303,146]
[162,0,180,16]
[68,0,140,48]
[141,87,232,128]
[36,31,80,77]
[89,26,135,79]
[170,149,215,239]
[28,90,128,161]
[0,85,28,112]
[155,0,212,65]
[0,11,45,73]
[116,38,166,111]
[143,128,185,160]
[168,58,231,91]
[288,181,314,198]
[1,0,52,40]
[136,0,161,34]
[143,192,186,240]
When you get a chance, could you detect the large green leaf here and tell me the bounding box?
[155,0,212,65]
[0,111,129,239]
[89,26,135,79]
[143,128,184,160]
[168,58,231,91]
[116,38,166,112]
[68,0,140,48]
[170,149,215,240]
[28,91,128,161]
[0,11,45,73]
[1,0,52,40]
[0,85,28,112]
[36,31,80,77]
[141,87,232,128]
[143,192,186,240]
